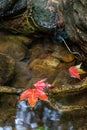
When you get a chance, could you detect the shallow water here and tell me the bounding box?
[0,32,87,130]
[0,98,87,130]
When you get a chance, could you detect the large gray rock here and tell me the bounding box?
[59,0,87,64]
[0,0,59,34]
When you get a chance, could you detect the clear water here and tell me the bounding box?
[0,99,87,130]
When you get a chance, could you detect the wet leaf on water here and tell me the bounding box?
[20,88,49,107]
[69,63,86,80]
[34,79,51,91]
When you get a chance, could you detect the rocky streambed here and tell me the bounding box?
[0,31,87,129]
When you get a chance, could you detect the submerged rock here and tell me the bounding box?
[52,45,75,62]
[27,40,60,82]
[28,56,60,81]
[0,32,29,61]
[0,36,86,119]
[0,53,15,85]
[11,62,32,88]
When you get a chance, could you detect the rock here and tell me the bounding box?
[0,0,60,35]
[29,43,48,61]
[29,0,59,30]
[15,35,32,46]
[29,38,75,63]
[3,33,32,46]
[0,0,25,17]
[59,0,87,63]
[0,32,29,61]
[28,38,56,60]
[0,53,15,85]
[0,0,87,64]
[11,62,32,88]
[29,56,60,69]
[52,45,75,62]
[28,56,60,82]
[27,38,76,86]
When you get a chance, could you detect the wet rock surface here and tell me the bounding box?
[0,0,60,35]
[29,0,59,30]
[60,0,87,63]
[52,45,75,62]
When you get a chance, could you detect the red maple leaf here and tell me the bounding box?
[34,79,51,91]
[20,88,49,108]
[69,63,86,80]
[37,89,49,102]
[69,66,81,80]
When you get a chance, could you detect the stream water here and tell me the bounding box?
[0,32,87,130]
[0,97,87,130]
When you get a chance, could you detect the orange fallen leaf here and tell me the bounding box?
[37,89,49,102]
[20,88,49,107]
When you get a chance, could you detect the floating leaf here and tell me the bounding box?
[69,63,86,80]
[34,79,51,91]
[20,89,32,101]
[19,79,52,107]
[20,89,39,107]
[69,66,81,80]
[37,89,49,102]
[27,89,39,107]
[20,88,49,107]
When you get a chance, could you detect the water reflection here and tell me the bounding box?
[1,97,87,129]
[15,101,63,130]
[0,126,12,130]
